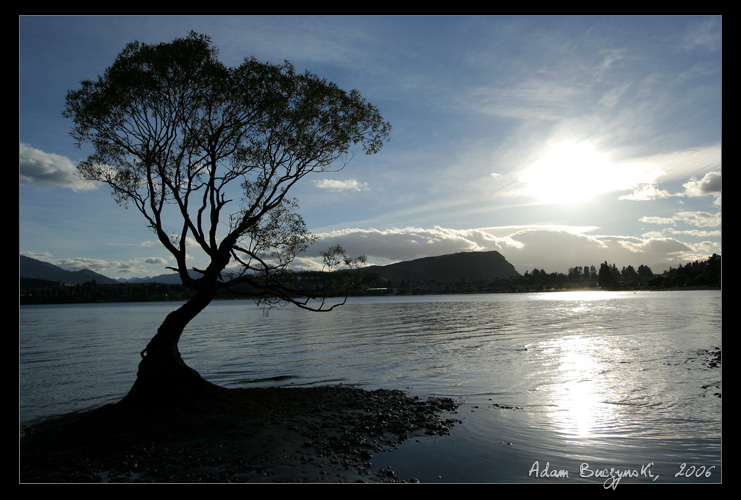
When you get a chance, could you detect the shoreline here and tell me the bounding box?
[20,285,721,307]
[19,385,460,483]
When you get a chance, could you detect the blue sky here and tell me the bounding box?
[19,16,722,279]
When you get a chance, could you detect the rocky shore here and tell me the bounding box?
[19,385,460,483]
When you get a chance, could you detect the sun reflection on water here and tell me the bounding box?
[547,335,617,440]
[529,296,634,443]
[535,290,631,302]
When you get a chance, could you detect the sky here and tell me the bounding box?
[19,16,722,279]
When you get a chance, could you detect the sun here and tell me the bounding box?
[520,141,619,205]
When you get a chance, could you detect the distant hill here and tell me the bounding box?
[125,272,191,285]
[364,251,520,282]
[19,255,120,285]
[20,250,520,288]
[19,255,193,286]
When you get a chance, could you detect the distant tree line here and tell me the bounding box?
[504,254,719,291]
[19,269,355,305]
[19,279,197,305]
[358,254,721,295]
[20,254,720,304]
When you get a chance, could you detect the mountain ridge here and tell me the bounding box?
[363,250,520,282]
[19,255,119,285]
[20,251,520,286]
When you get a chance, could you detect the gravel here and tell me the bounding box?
[20,385,460,483]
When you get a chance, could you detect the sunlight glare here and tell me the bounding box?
[521,141,619,204]
[538,332,623,442]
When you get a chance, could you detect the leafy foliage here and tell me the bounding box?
[63,32,390,310]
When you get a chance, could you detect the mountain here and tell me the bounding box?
[20,250,520,288]
[124,272,194,285]
[364,251,520,282]
[19,255,119,285]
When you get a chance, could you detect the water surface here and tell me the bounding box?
[19,290,722,484]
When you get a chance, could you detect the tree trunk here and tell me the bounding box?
[118,283,227,408]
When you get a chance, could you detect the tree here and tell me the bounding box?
[568,266,582,280]
[598,261,619,288]
[621,265,638,281]
[63,33,391,407]
[637,264,653,282]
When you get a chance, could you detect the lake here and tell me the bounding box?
[19,290,722,485]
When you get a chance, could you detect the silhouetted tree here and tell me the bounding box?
[63,32,391,406]
[598,261,620,288]
[621,265,638,281]
[637,264,653,282]
[568,266,582,280]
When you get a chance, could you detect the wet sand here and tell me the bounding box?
[19,385,460,483]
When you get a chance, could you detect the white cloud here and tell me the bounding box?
[311,226,507,264]
[616,237,692,256]
[308,225,717,274]
[19,143,96,191]
[639,215,677,225]
[632,144,720,183]
[683,171,721,197]
[615,145,720,201]
[40,255,170,278]
[618,184,672,201]
[640,211,721,228]
[673,211,722,228]
[313,178,369,192]
[667,228,722,238]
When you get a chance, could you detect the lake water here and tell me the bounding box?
[19,290,722,485]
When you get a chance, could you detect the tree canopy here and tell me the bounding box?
[64,31,390,309]
[62,32,391,404]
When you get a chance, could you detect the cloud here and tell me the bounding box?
[616,145,721,201]
[616,236,693,257]
[308,225,716,274]
[502,228,609,270]
[143,257,169,266]
[640,210,721,228]
[618,184,672,201]
[635,144,720,182]
[313,178,369,192]
[311,226,509,264]
[639,216,676,225]
[683,171,721,196]
[667,228,721,238]
[674,211,722,228]
[679,17,722,53]
[52,257,170,277]
[19,143,96,191]
[505,229,711,272]
[25,255,169,278]
[470,79,591,122]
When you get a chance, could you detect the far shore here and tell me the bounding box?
[19,284,721,306]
